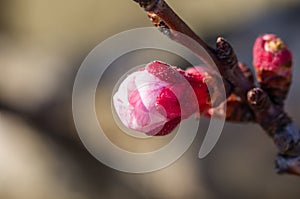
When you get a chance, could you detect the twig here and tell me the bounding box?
[139,0,213,53]
[132,0,300,176]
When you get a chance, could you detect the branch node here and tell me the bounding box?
[247,88,270,111]
[147,12,171,35]
[216,37,237,67]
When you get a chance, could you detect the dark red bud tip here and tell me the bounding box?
[253,34,292,75]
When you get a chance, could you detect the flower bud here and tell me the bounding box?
[113,61,211,136]
[253,34,293,105]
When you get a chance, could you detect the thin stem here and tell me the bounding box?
[137,0,213,54]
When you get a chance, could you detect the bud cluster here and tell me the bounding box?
[113,34,293,136]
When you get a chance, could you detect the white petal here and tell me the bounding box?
[134,70,168,110]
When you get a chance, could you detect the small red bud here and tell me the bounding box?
[253,34,293,104]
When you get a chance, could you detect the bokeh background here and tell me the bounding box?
[1,0,300,198]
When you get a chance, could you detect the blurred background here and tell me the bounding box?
[1,0,300,198]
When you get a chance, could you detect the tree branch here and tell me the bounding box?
[132,0,300,176]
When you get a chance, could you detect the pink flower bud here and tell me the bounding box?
[113,61,210,136]
[253,34,293,104]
